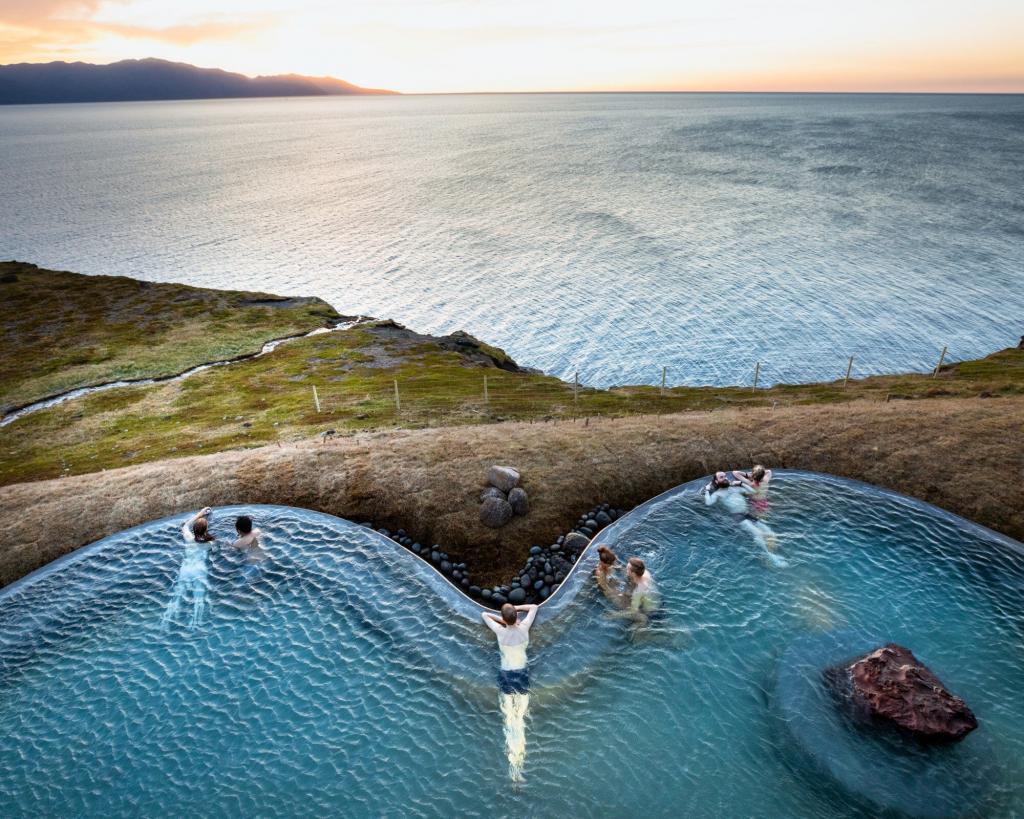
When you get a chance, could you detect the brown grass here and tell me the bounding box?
[2,396,1021,588]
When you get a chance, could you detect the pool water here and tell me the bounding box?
[1,474,1022,817]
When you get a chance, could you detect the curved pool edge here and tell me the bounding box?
[4,471,1021,621]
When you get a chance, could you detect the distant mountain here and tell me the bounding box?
[0,58,398,105]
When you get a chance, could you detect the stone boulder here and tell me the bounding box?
[825,644,978,743]
[562,532,589,552]
[480,496,514,529]
[508,487,529,516]
[480,486,506,503]
[487,465,520,492]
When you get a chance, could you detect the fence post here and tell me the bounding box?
[312,385,321,412]
[661,366,667,396]
[573,371,579,419]
[843,356,854,389]
[752,361,760,392]
[393,379,401,413]
[932,345,948,377]
[483,374,489,406]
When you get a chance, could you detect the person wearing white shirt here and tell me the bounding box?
[481,603,538,783]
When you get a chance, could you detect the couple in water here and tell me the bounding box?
[162,507,268,629]
[702,464,786,567]
[595,549,659,626]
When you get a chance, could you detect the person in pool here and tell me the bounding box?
[605,557,659,626]
[162,507,215,629]
[481,603,538,783]
[732,464,773,517]
[230,515,268,581]
[704,470,785,566]
[594,545,624,603]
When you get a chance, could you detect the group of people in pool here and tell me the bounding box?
[162,507,269,629]
[479,463,778,782]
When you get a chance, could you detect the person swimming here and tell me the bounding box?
[230,515,268,582]
[481,603,538,783]
[162,507,214,629]
[704,469,786,567]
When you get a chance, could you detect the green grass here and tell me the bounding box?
[2,305,1021,488]
[0,261,343,410]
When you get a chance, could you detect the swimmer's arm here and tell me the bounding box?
[481,611,503,634]
[181,508,211,542]
[703,489,718,506]
[732,470,752,486]
[517,604,538,628]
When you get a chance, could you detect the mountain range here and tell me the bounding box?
[0,58,397,104]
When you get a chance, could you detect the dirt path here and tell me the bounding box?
[2,396,1021,588]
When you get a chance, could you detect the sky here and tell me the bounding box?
[1,0,1023,94]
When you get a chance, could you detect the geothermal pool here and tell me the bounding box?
[1,474,1022,817]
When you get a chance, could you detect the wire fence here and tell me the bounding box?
[300,344,968,429]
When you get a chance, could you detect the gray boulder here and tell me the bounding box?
[480,496,514,528]
[563,532,589,552]
[508,587,527,604]
[487,465,521,492]
[508,487,530,516]
[480,486,506,503]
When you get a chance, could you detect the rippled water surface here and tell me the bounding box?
[1,475,1023,817]
[2,94,1022,385]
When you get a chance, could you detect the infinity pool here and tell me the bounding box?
[1,473,1022,817]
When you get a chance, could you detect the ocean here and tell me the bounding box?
[1,92,1021,386]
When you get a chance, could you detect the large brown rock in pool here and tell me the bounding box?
[825,644,978,743]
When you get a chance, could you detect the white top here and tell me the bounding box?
[179,519,211,580]
[630,572,658,613]
[482,607,538,671]
[704,485,751,515]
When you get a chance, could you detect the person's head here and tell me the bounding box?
[712,471,731,489]
[501,603,518,625]
[235,515,253,535]
[597,546,617,566]
[627,557,646,580]
[192,516,214,543]
[751,465,766,483]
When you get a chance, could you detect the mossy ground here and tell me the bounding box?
[0,261,343,411]
[2,295,1021,488]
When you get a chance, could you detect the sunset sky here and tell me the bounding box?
[2,0,1023,94]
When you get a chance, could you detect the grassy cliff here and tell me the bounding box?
[0,261,345,412]
[1,262,1022,490]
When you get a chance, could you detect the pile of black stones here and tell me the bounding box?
[359,502,625,607]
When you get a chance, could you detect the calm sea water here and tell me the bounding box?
[2,477,1023,817]
[1,93,1022,386]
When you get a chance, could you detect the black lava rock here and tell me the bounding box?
[492,593,507,606]
[530,545,542,555]
[508,588,527,604]
[440,561,452,574]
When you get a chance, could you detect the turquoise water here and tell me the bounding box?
[1,474,1023,817]
[2,94,1022,386]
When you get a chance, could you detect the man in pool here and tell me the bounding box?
[703,470,786,567]
[230,515,268,581]
[622,557,659,626]
[482,602,538,783]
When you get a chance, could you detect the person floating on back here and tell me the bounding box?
[162,507,214,629]
[703,467,787,567]
[481,602,538,783]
